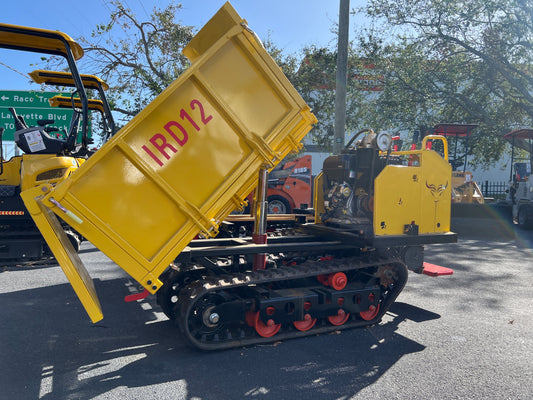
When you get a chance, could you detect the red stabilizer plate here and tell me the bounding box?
[124,289,150,302]
[422,262,454,277]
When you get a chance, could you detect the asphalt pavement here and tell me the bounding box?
[0,217,532,400]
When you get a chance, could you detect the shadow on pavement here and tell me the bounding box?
[0,275,438,400]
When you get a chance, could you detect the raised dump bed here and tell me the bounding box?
[22,2,316,322]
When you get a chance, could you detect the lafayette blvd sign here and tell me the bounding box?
[0,90,91,141]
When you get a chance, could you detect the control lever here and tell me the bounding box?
[8,107,28,131]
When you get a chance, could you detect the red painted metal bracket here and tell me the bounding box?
[124,288,150,302]
[422,262,454,277]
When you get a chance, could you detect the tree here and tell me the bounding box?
[47,1,194,125]
[353,0,533,167]
[266,41,372,153]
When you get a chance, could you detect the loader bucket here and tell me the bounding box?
[21,2,316,322]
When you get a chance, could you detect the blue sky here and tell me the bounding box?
[0,0,368,91]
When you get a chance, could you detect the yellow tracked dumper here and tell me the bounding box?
[21,2,456,350]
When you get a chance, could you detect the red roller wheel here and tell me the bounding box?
[248,310,281,338]
[328,272,347,290]
[318,272,347,290]
[293,313,317,331]
[360,304,380,321]
[327,309,350,326]
[317,274,328,285]
[245,311,256,327]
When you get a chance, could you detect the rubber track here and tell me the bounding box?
[176,255,408,350]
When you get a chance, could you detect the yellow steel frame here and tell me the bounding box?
[20,154,82,191]
[30,70,109,90]
[49,96,105,115]
[374,136,452,235]
[0,23,83,59]
[21,185,103,322]
[0,156,22,185]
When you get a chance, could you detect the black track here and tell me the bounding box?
[173,254,408,350]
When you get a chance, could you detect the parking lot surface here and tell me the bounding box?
[1,217,532,399]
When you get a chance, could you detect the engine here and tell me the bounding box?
[320,131,392,230]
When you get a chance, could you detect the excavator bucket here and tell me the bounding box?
[21,2,316,322]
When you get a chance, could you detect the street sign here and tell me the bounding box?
[0,90,91,141]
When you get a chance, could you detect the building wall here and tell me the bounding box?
[469,155,511,183]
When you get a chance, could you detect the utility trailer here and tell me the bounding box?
[21,2,456,350]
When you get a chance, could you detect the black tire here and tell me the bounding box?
[267,195,291,214]
[517,205,533,229]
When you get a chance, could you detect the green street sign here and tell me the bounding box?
[0,90,91,141]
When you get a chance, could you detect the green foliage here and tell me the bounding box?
[78,0,194,122]
[264,41,369,152]
[354,0,533,167]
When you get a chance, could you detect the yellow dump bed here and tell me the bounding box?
[21,2,316,322]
